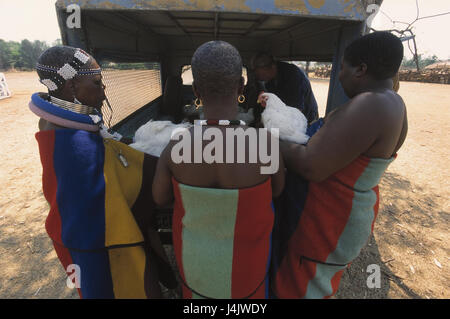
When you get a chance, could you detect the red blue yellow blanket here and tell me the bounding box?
[36,129,174,298]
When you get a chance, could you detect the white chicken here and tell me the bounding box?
[129,120,192,157]
[259,92,310,145]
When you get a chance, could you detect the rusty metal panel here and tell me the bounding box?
[56,0,380,21]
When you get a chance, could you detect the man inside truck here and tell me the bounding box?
[251,53,319,124]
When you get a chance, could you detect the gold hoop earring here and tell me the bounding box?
[195,98,203,109]
[238,95,246,104]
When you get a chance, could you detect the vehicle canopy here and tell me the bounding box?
[55,0,382,128]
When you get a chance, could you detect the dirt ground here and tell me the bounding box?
[0,72,448,299]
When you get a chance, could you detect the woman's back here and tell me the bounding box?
[152,41,285,299]
[167,125,281,191]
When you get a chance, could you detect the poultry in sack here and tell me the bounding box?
[259,92,310,145]
[130,120,192,157]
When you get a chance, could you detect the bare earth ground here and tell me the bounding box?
[0,72,448,299]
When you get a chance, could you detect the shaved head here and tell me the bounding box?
[191,41,243,98]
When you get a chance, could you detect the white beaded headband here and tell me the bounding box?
[36,49,101,91]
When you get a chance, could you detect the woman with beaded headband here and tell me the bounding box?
[31,46,177,298]
[152,41,285,299]
[34,46,105,131]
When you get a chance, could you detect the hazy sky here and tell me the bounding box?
[371,0,450,59]
[0,0,449,59]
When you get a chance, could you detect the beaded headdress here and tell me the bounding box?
[36,49,101,92]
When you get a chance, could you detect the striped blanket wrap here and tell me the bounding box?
[172,178,275,299]
[272,151,395,298]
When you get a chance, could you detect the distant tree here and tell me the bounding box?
[421,55,439,68]
[401,54,440,70]
[52,39,62,46]
[315,62,332,67]
[18,39,34,69]
[0,40,21,70]
[0,39,49,70]
[18,40,48,70]
[0,39,9,70]
[293,61,307,68]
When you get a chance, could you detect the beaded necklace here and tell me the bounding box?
[29,92,123,141]
[30,92,128,167]
[194,119,246,126]
[30,92,101,131]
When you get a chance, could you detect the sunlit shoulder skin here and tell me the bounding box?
[280,55,408,183]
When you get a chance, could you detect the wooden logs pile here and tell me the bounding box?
[311,64,449,84]
[314,65,332,78]
[398,68,449,84]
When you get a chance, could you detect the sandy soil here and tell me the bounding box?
[0,72,448,299]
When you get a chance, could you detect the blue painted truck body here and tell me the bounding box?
[56,0,368,19]
[54,0,382,129]
[53,0,382,244]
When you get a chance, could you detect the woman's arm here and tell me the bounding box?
[280,93,384,182]
[271,146,285,198]
[262,130,285,198]
[152,145,174,207]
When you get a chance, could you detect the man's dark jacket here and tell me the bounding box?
[265,61,319,124]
